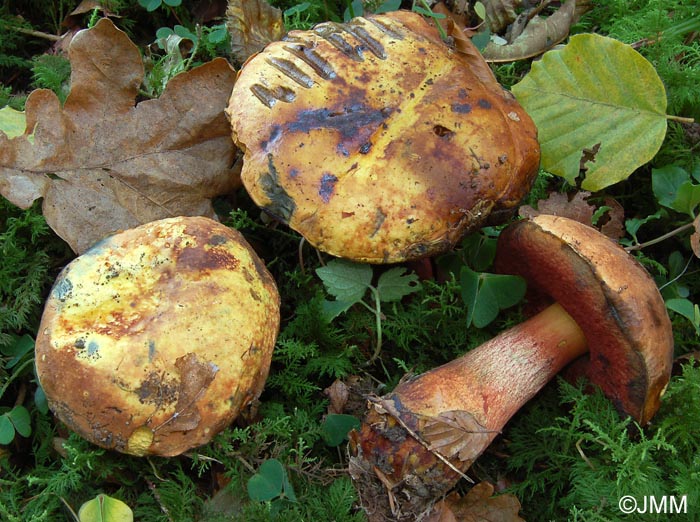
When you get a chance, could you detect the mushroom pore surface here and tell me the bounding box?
[494,215,674,424]
[227,10,540,263]
[35,216,280,456]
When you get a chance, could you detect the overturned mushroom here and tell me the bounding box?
[226,11,540,263]
[349,215,673,505]
[35,216,280,457]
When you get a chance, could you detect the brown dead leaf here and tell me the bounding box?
[0,19,240,254]
[156,353,219,434]
[599,196,626,240]
[426,482,524,522]
[483,0,519,34]
[691,215,700,258]
[481,0,591,62]
[520,191,626,239]
[324,379,350,414]
[226,0,285,66]
[520,191,594,225]
[421,410,492,463]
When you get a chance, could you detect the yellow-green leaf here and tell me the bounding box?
[0,106,31,141]
[78,494,133,522]
[512,33,668,191]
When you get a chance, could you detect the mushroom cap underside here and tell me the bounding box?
[227,10,540,263]
[494,214,673,425]
[35,216,280,456]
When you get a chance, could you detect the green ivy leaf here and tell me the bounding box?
[513,33,668,191]
[321,414,361,446]
[78,494,133,522]
[316,260,372,302]
[376,267,421,302]
[460,267,526,328]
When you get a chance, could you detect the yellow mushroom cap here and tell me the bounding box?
[227,11,540,263]
[35,216,280,456]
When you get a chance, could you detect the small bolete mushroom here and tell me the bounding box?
[35,216,280,457]
[349,215,673,501]
[226,11,540,263]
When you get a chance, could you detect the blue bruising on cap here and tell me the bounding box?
[52,278,73,302]
[148,340,156,362]
[319,173,338,203]
[87,340,99,357]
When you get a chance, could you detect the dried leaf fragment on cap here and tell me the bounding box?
[0,18,240,254]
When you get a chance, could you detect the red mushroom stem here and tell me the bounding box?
[350,302,586,496]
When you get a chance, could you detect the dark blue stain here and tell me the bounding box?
[289,168,300,178]
[451,103,472,114]
[478,99,492,109]
[319,173,338,203]
[287,105,391,139]
[148,340,156,362]
[261,125,282,151]
[52,277,73,302]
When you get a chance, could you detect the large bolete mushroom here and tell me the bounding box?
[350,215,673,504]
[226,11,540,263]
[35,216,280,456]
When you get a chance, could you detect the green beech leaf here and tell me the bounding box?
[316,260,372,302]
[460,267,526,328]
[78,494,133,522]
[376,267,421,302]
[321,414,361,446]
[513,33,668,191]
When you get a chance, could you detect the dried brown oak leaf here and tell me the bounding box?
[426,482,524,522]
[0,18,240,254]
[226,0,285,66]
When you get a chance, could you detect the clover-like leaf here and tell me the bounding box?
[0,19,240,254]
[513,33,669,191]
[461,266,526,328]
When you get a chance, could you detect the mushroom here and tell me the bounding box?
[35,216,280,457]
[349,215,673,503]
[226,11,540,263]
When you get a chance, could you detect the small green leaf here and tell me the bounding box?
[474,1,486,20]
[163,0,182,5]
[376,267,421,302]
[0,415,16,445]
[666,298,700,335]
[460,267,526,328]
[375,0,402,14]
[320,299,356,322]
[78,494,133,522]
[248,459,292,502]
[138,0,162,12]
[34,385,49,415]
[652,165,700,216]
[207,25,228,44]
[1,334,34,368]
[0,106,27,139]
[316,260,372,302]
[7,406,31,438]
[321,414,361,446]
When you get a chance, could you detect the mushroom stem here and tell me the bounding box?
[350,302,587,495]
[406,302,588,434]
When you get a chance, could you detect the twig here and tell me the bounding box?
[625,221,695,252]
[11,26,61,42]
